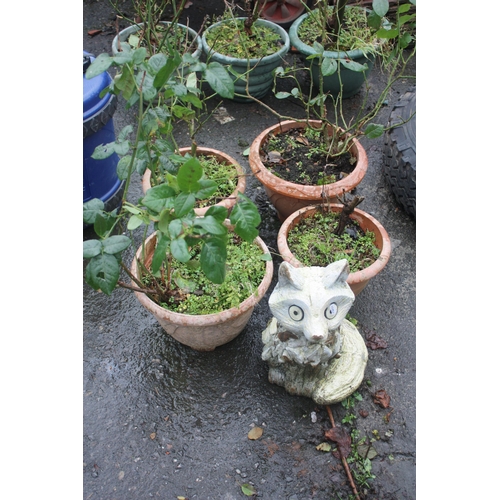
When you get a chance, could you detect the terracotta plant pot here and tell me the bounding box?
[130,231,274,351]
[276,204,391,295]
[258,0,307,29]
[142,147,247,217]
[248,120,368,222]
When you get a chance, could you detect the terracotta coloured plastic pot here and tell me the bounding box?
[142,147,247,217]
[276,204,391,295]
[258,0,307,29]
[130,230,274,351]
[249,120,368,222]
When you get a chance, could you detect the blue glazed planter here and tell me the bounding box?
[289,10,378,98]
[202,18,290,102]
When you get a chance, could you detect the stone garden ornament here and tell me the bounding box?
[262,260,368,405]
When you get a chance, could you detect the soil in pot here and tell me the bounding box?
[138,234,268,315]
[259,126,356,186]
[285,208,380,272]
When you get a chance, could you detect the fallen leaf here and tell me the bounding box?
[359,409,369,418]
[373,389,391,408]
[316,442,332,452]
[87,29,102,37]
[295,135,309,146]
[366,332,388,350]
[118,471,124,480]
[241,483,257,496]
[267,151,283,163]
[248,426,263,440]
[150,432,156,440]
[324,426,351,459]
[357,443,378,459]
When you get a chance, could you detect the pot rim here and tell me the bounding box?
[130,229,274,326]
[248,120,368,199]
[111,21,202,56]
[201,17,290,65]
[276,203,391,286]
[141,147,247,216]
[289,8,383,59]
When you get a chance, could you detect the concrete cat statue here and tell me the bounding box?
[262,260,368,404]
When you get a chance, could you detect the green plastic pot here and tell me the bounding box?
[201,18,290,102]
[289,11,377,98]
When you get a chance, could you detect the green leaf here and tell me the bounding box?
[148,53,168,75]
[117,124,134,142]
[398,3,412,14]
[113,140,130,155]
[375,28,399,39]
[83,239,102,259]
[114,64,136,99]
[102,235,131,255]
[364,123,384,138]
[142,184,176,213]
[132,47,147,65]
[200,238,227,284]
[194,216,227,236]
[85,253,120,295]
[113,47,134,64]
[117,155,131,180]
[153,53,181,89]
[321,56,338,76]
[174,192,196,217]
[367,11,382,30]
[168,219,183,239]
[194,178,218,200]
[229,194,260,242]
[204,62,234,99]
[91,142,116,160]
[205,205,228,222]
[151,234,170,274]
[93,212,115,238]
[177,157,203,193]
[83,198,105,224]
[85,53,112,79]
[171,237,191,263]
[339,59,368,72]
[372,0,389,17]
[275,91,291,99]
[241,483,257,496]
[127,214,145,230]
[158,208,174,233]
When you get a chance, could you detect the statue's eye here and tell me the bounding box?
[288,305,304,321]
[324,302,338,319]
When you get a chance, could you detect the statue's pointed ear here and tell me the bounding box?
[278,262,304,290]
[322,259,350,289]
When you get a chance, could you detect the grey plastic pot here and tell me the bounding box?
[201,18,290,102]
[111,21,202,61]
[288,10,377,98]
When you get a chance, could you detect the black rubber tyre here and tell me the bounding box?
[383,87,416,218]
[83,93,118,139]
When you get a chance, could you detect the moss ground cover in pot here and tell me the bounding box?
[142,147,246,216]
[248,120,368,221]
[201,17,290,101]
[288,5,387,97]
[277,203,391,295]
[131,229,274,351]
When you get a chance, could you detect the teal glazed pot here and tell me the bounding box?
[289,11,377,98]
[201,18,290,102]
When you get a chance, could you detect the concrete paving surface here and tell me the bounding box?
[83,1,416,498]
